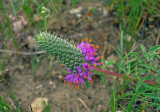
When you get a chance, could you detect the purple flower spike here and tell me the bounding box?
[64,38,102,89]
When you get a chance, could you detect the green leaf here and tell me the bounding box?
[142,93,159,100]
[100,73,105,83]
[120,31,124,59]
[143,83,160,91]
[137,69,149,75]
[127,81,143,111]
[102,58,105,65]
[141,44,146,54]
[150,45,160,52]
[111,45,121,57]
[117,63,126,73]
[130,61,136,72]
[105,59,114,66]
[157,105,160,111]
[93,70,101,74]
[0,102,13,112]
[119,104,128,111]
[43,101,50,112]
[158,69,160,79]
[110,80,116,111]
[142,64,156,72]
[85,80,89,88]
[72,0,79,6]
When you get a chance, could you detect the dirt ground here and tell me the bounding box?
[0,1,159,112]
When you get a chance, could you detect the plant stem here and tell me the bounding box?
[93,67,159,85]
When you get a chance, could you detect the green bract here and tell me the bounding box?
[35,32,85,73]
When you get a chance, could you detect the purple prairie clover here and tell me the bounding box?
[64,38,103,89]
[35,32,102,89]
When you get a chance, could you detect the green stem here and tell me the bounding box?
[0,0,18,50]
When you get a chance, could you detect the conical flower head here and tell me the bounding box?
[35,32,102,89]
[35,32,85,73]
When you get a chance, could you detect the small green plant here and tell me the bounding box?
[31,55,42,80]
[49,0,63,17]
[22,0,33,23]
[114,44,160,111]
[106,0,158,35]
[0,55,8,82]
[49,0,80,18]
[102,31,160,111]
[0,96,13,112]
[40,6,50,30]
[0,94,50,112]
[0,84,25,112]
[43,101,50,112]
[104,0,159,51]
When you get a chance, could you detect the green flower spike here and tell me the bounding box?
[35,32,85,73]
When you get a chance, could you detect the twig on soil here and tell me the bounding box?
[26,79,37,100]
[77,98,90,112]
[4,65,23,73]
[75,102,80,112]
[93,67,160,86]
[0,65,24,77]
[0,49,44,55]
